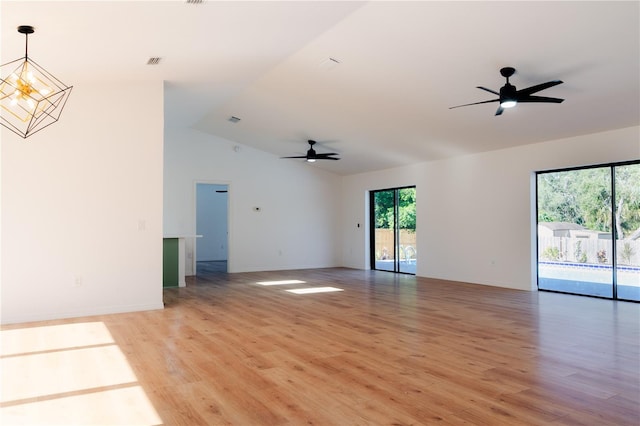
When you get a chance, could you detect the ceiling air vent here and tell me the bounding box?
[186,0,204,4]
[228,116,241,123]
[146,57,161,65]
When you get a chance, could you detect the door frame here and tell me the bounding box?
[535,160,639,301]
[369,185,416,274]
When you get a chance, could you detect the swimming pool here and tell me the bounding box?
[538,261,640,300]
[374,259,416,274]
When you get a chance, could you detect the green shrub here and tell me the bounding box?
[542,246,561,261]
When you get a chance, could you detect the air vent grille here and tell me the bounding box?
[186,0,204,4]
[147,57,161,65]
[228,116,241,123]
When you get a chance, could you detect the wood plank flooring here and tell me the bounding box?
[2,267,639,425]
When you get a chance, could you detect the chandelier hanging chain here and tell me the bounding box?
[18,25,35,58]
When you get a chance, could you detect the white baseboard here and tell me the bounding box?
[0,302,165,326]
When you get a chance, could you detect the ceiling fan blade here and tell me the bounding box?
[517,95,564,103]
[284,139,341,160]
[477,86,500,96]
[495,106,504,116]
[517,80,563,96]
[450,98,499,109]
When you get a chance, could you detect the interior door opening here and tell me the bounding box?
[196,183,229,275]
[370,186,416,274]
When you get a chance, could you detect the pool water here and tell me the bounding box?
[374,260,416,274]
[539,262,639,300]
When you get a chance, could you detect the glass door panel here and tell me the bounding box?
[373,190,395,272]
[537,167,613,298]
[615,163,640,301]
[398,187,416,274]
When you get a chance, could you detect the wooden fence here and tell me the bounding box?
[372,232,639,265]
[374,229,416,260]
[538,236,640,266]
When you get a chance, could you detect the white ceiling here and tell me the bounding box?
[2,1,638,175]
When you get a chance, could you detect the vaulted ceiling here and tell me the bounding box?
[2,1,638,175]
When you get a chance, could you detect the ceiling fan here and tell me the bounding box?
[449,67,564,116]
[281,140,340,162]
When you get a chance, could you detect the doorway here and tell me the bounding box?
[370,186,416,274]
[196,183,229,274]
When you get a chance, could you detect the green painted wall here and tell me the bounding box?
[163,238,179,287]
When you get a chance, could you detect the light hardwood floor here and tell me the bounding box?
[1,267,639,425]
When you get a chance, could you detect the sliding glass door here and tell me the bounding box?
[370,186,416,274]
[615,164,640,301]
[536,161,639,301]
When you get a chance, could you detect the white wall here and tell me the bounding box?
[164,127,342,273]
[340,163,425,270]
[1,80,165,324]
[341,126,640,291]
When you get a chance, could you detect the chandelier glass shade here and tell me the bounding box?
[0,26,73,138]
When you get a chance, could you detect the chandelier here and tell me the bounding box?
[0,26,73,138]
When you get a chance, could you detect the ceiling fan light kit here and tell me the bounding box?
[0,25,73,138]
[450,66,563,116]
[281,140,340,162]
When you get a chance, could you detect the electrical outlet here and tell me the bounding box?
[73,275,83,287]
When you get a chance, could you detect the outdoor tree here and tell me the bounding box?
[614,164,640,239]
[537,164,640,238]
[537,172,583,225]
[374,191,395,229]
[374,188,416,231]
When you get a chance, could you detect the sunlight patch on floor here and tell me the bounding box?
[2,345,138,402]
[1,385,161,425]
[256,279,306,286]
[0,322,163,425]
[1,322,114,356]
[286,287,344,294]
